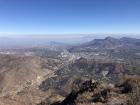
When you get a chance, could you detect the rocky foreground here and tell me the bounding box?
[38,76,140,105]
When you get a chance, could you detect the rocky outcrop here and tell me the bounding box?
[38,76,140,105]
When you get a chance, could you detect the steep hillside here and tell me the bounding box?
[0,54,62,105]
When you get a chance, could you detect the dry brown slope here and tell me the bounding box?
[0,54,58,105]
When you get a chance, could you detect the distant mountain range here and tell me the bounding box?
[69,36,140,52]
[0,35,140,48]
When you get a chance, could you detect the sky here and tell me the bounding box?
[0,0,140,36]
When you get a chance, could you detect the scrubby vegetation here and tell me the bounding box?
[123,77,140,105]
[38,76,140,105]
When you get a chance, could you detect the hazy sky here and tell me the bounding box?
[0,0,140,35]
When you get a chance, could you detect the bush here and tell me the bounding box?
[122,76,140,105]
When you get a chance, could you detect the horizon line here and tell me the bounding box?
[0,33,140,36]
